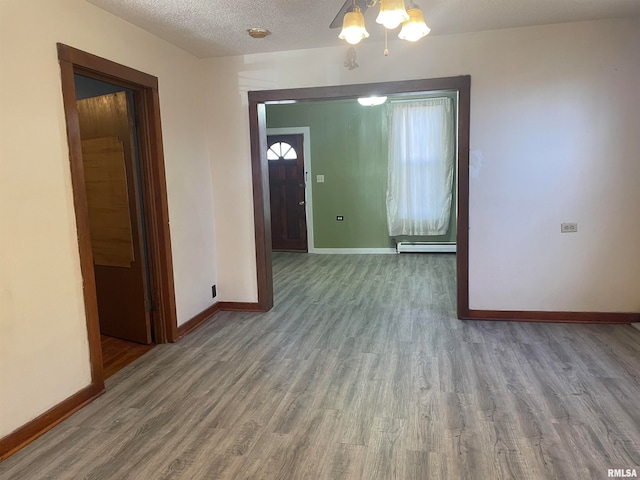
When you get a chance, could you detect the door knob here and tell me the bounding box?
[298,201,306,206]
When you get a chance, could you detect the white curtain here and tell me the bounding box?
[386,98,455,236]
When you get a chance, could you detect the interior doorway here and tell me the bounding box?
[248,77,471,317]
[74,76,156,378]
[75,77,152,344]
[58,44,178,389]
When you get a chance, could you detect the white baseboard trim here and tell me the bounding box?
[312,248,397,254]
[632,323,640,332]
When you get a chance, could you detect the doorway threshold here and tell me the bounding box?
[100,335,154,379]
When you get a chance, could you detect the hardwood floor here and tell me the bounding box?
[1,253,639,479]
[101,335,155,379]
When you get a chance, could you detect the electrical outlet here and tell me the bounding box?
[561,223,577,233]
[317,175,325,183]
[212,285,217,298]
[336,216,344,221]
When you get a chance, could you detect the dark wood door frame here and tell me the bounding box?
[248,76,471,317]
[58,43,179,389]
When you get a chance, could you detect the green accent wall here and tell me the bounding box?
[266,96,457,249]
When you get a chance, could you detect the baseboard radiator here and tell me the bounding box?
[396,242,456,253]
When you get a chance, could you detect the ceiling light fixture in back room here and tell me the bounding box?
[332,0,430,54]
[357,96,387,106]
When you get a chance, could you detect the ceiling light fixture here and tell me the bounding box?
[338,0,430,51]
[398,6,430,41]
[247,28,271,39]
[264,100,297,105]
[339,4,369,45]
[357,96,388,106]
[376,0,409,30]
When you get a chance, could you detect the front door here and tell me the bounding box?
[267,134,308,252]
[77,91,152,344]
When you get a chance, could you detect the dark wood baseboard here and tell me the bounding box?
[176,302,221,340]
[218,302,265,312]
[176,301,266,341]
[0,382,104,461]
[464,309,639,324]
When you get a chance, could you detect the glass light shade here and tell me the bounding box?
[376,0,409,30]
[357,96,388,106]
[339,7,369,45]
[398,7,430,42]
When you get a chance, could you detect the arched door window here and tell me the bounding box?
[267,141,298,160]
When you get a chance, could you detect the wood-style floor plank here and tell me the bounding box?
[101,334,155,379]
[1,252,639,480]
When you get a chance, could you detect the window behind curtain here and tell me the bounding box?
[386,98,455,236]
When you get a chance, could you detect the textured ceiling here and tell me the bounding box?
[86,0,640,58]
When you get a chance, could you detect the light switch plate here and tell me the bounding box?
[317,175,325,183]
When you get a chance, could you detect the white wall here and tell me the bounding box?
[0,0,216,438]
[204,18,640,312]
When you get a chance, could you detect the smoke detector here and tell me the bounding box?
[247,28,271,39]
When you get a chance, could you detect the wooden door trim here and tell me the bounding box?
[57,45,178,386]
[248,76,472,315]
[249,101,273,309]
